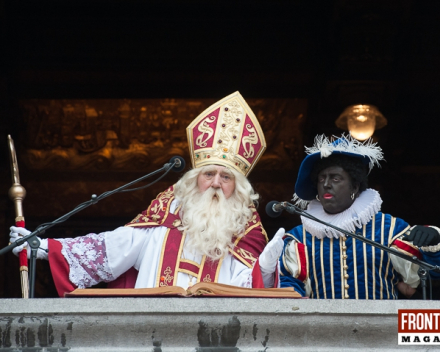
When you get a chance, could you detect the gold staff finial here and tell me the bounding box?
[8,135,26,223]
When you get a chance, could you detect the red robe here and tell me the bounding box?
[48,186,270,296]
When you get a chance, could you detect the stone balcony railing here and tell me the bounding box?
[0,298,438,351]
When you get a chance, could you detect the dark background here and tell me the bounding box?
[1,0,440,298]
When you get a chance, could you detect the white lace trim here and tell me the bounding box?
[420,243,440,253]
[56,233,116,289]
[301,188,382,239]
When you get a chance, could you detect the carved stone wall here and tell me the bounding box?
[19,98,305,172]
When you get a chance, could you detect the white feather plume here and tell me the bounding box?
[304,133,384,172]
[292,193,310,209]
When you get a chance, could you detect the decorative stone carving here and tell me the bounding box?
[19,98,306,171]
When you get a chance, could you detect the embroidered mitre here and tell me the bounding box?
[186,91,266,176]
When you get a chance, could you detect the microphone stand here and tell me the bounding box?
[0,158,182,298]
[279,201,440,300]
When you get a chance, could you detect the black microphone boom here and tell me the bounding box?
[265,200,285,218]
[0,157,185,297]
[167,156,186,172]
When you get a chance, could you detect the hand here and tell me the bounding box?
[9,226,48,260]
[403,225,440,247]
[259,228,285,273]
[397,281,416,298]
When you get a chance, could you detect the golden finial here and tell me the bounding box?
[8,135,26,221]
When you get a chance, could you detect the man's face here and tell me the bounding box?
[316,166,358,214]
[197,165,236,199]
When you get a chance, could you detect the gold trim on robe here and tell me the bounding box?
[126,185,268,287]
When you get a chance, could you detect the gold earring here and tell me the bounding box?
[316,195,320,202]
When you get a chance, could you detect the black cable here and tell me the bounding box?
[118,165,172,193]
[33,161,176,232]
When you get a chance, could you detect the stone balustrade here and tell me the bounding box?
[0,298,438,351]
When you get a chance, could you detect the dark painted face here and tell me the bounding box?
[316,166,359,214]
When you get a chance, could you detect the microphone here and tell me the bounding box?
[266,200,302,218]
[167,156,186,172]
[265,200,286,218]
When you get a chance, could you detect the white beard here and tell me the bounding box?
[179,187,249,261]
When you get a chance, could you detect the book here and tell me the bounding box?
[65,282,302,298]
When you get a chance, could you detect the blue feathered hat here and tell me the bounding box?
[293,134,384,205]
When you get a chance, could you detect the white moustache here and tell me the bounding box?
[202,187,225,201]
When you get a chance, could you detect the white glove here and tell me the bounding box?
[9,226,48,260]
[259,227,285,273]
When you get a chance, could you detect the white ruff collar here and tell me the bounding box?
[301,188,382,239]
